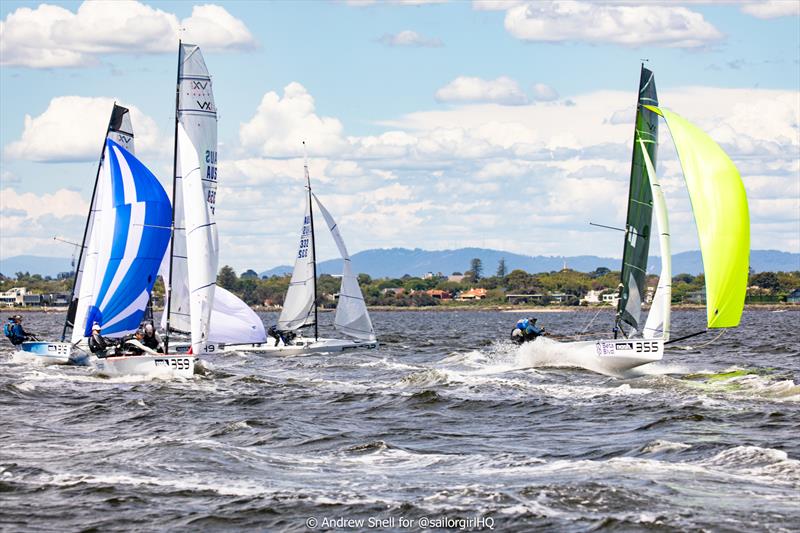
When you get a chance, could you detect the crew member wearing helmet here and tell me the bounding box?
[141,322,164,353]
[88,323,114,355]
[510,316,545,344]
[3,315,32,346]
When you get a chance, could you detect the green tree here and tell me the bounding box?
[750,271,780,291]
[217,265,238,290]
[496,258,507,278]
[470,258,483,280]
[241,269,259,279]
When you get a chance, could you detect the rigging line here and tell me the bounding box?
[664,329,707,346]
[579,308,603,335]
[588,222,646,237]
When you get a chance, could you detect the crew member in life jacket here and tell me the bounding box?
[141,322,164,353]
[268,325,295,347]
[510,317,545,345]
[3,315,32,346]
[121,329,147,355]
[88,323,115,356]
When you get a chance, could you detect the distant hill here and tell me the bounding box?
[0,255,73,279]
[3,249,797,280]
[260,248,800,278]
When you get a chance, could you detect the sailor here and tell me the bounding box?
[142,322,164,353]
[510,317,545,344]
[268,325,292,346]
[89,323,115,355]
[3,315,31,346]
[122,329,147,355]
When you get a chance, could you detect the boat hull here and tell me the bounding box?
[92,353,196,378]
[522,337,664,377]
[224,337,379,356]
[13,341,88,366]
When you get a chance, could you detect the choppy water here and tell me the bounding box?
[1,308,798,532]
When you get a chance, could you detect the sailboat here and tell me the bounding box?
[12,104,144,366]
[226,150,378,356]
[537,65,749,376]
[157,41,267,363]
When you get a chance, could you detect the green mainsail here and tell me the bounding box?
[645,106,750,328]
[616,65,659,334]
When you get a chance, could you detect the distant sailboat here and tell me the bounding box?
[228,149,378,356]
[538,65,749,376]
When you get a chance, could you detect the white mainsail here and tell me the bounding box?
[276,194,316,331]
[207,286,267,344]
[640,138,671,340]
[162,43,219,353]
[312,194,375,341]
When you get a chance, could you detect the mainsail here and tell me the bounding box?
[64,104,134,340]
[276,193,317,332]
[616,65,659,335]
[162,42,219,353]
[73,139,171,340]
[645,106,749,328]
[312,194,376,341]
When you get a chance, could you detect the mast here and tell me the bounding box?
[615,63,658,337]
[304,141,319,341]
[61,105,117,341]
[165,40,182,355]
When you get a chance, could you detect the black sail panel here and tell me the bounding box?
[616,66,658,333]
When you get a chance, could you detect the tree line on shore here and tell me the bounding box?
[3,257,798,308]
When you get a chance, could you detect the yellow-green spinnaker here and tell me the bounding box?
[644,105,749,329]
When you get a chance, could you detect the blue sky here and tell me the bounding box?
[1,0,798,272]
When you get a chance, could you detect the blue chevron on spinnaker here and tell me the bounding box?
[83,139,171,337]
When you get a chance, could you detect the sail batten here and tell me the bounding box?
[616,65,659,334]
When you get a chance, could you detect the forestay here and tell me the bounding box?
[616,66,659,335]
[67,104,134,340]
[277,195,316,331]
[645,106,749,328]
[640,139,671,341]
[208,286,267,344]
[313,194,376,341]
[74,139,171,340]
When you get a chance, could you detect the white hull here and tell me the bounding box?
[92,353,196,378]
[12,341,88,366]
[224,336,378,356]
[521,337,664,377]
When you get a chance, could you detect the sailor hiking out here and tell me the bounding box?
[511,317,545,345]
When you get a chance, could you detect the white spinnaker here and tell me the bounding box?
[179,123,218,353]
[208,286,267,344]
[161,43,219,346]
[312,194,375,341]
[641,139,672,340]
[72,155,114,343]
[71,114,134,342]
[277,195,316,331]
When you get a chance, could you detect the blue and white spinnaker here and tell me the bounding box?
[77,138,171,338]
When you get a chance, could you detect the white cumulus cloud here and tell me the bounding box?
[239,83,348,158]
[0,1,257,69]
[435,76,528,105]
[531,83,559,101]
[4,96,164,163]
[377,30,443,47]
[741,1,800,19]
[504,1,723,48]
